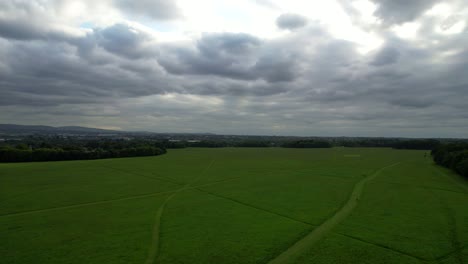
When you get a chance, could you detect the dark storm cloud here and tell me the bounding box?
[0,33,168,107]
[114,0,180,20]
[157,32,302,82]
[371,47,400,66]
[253,54,298,82]
[94,24,154,59]
[0,17,45,40]
[0,0,73,41]
[197,33,262,54]
[276,14,308,30]
[370,0,440,24]
[178,78,288,97]
[389,97,435,108]
[157,33,261,71]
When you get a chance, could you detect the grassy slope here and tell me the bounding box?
[1,148,467,264]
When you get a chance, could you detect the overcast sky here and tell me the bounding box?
[0,0,467,137]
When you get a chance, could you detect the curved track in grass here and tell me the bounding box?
[144,160,215,264]
[267,162,401,264]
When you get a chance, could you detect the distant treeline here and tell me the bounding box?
[282,140,332,148]
[165,139,332,148]
[165,138,440,150]
[164,140,273,148]
[0,136,461,163]
[432,142,468,178]
[0,139,166,162]
[392,139,440,150]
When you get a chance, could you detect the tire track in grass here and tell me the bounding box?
[144,159,215,264]
[0,173,240,218]
[195,188,315,226]
[266,162,401,264]
[435,244,468,262]
[0,165,184,216]
[0,190,176,218]
[431,164,467,263]
[442,205,464,264]
[333,232,428,262]
[433,190,465,264]
[337,230,468,263]
[433,166,468,194]
[425,155,468,194]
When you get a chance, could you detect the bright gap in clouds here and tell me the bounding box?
[60,0,384,53]
[170,0,384,53]
[392,22,421,39]
[426,2,467,35]
[275,0,383,53]
[174,0,279,39]
[352,0,379,24]
[438,20,466,34]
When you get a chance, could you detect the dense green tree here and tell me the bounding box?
[432,142,468,179]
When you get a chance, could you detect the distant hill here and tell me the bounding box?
[0,124,219,137]
[0,124,123,134]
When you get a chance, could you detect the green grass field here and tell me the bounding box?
[1,148,467,264]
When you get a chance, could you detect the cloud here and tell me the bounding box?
[114,0,180,20]
[0,0,467,137]
[94,23,154,59]
[371,47,400,66]
[371,0,440,24]
[0,17,47,40]
[0,1,83,41]
[276,13,308,30]
[389,97,434,108]
[158,32,302,82]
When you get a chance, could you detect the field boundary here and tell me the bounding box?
[333,232,427,261]
[195,188,314,226]
[266,162,401,264]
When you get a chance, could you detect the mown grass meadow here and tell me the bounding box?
[1,148,467,264]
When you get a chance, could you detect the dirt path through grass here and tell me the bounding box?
[266,162,401,264]
[144,159,215,264]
